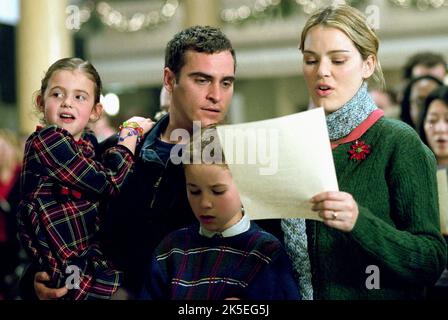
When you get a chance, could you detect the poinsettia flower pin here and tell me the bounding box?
[348,140,370,161]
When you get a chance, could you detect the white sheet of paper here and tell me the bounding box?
[436,169,448,235]
[216,107,338,221]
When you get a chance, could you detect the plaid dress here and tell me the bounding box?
[17,125,134,300]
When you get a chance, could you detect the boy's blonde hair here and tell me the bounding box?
[184,126,228,169]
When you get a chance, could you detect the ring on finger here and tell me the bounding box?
[331,211,338,220]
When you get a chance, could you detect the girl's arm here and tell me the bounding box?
[116,117,154,155]
[31,118,152,196]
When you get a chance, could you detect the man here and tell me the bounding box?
[403,51,447,83]
[28,25,237,299]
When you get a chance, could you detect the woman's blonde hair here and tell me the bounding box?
[299,4,385,88]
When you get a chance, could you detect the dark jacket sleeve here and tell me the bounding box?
[18,263,40,300]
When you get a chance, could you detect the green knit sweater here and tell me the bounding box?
[307,117,447,299]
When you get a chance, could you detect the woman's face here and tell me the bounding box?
[410,79,440,127]
[424,99,448,165]
[302,26,375,114]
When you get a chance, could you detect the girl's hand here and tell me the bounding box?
[310,191,359,232]
[124,116,154,135]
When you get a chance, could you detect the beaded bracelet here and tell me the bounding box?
[118,128,140,143]
[118,121,144,143]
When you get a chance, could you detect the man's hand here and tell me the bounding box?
[34,271,68,300]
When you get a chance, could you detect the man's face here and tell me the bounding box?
[165,50,235,132]
[413,63,446,82]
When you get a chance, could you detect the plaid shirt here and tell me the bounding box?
[17,125,134,300]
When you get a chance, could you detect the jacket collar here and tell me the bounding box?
[139,113,170,163]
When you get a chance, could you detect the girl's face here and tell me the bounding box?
[185,164,243,233]
[39,70,102,141]
[302,26,375,114]
[424,99,448,165]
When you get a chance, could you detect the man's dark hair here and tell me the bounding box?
[403,52,447,80]
[164,25,236,80]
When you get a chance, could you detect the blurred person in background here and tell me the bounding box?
[89,113,116,143]
[419,85,448,299]
[400,75,443,129]
[403,52,447,83]
[154,87,171,121]
[0,129,24,300]
[369,88,400,119]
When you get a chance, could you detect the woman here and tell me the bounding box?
[400,75,443,129]
[419,86,448,167]
[419,86,448,299]
[0,129,24,300]
[285,4,446,300]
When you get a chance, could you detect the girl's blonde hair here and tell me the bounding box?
[299,4,385,88]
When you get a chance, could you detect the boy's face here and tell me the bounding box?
[164,50,235,132]
[39,70,102,141]
[185,164,242,233]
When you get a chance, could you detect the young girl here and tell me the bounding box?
[139,129,300,300]
[17,57,153,300]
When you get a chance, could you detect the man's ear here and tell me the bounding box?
[362,55,376,79]
[90,102,104,122]
[163,67,176,93]
[36,94,45,112]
